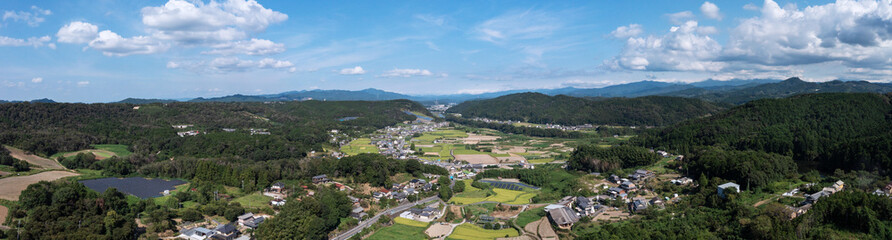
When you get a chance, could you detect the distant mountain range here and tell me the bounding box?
[0,98,56,103]
[4,78,891,105]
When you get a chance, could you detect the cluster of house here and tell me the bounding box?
[372,178,434,202]
[249,128,270,135]
[467,117,595,131]
[544,196,605,229]
[265,182,287,207]
[426,103,456,112]
[365,121,449,159]
[783,181,845,219]
[178,213,266,240]
[872,182,892,197]
[603,170,655,200]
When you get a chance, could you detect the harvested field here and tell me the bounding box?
[0,205,6,227]
[596,209,631,222]
[0,171,80,200]
[460,133,500,144]
[425,222,453,238]
[455,154,498,164]
[492,146,527,154]
[496,153,525,163]
[0,170,9,177]
[4,146,64,169]
[62,149,116,160]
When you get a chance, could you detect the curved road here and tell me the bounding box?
[331,195,440,240]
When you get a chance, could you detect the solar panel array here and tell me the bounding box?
[486,182,524,191]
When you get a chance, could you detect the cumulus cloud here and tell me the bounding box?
[380,68,434,77]
[608,21,724,72]
[3,6,51,27]
[88,30,169,56]
[472,9,561,43]
[700,2,722,20]
[141,0,287,44]
[202,38,285,55]
[611,24,643,38]
[168,57,294,73]
[339,66,366,75]
[0,35,52,48]
[722,0,892,69]
[31,77,42,83]
[666,11,695,24]
[56,21,99,44]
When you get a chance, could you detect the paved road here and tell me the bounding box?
[331,195,440,240]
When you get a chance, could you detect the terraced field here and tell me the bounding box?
[341,138,378,156]
[446,223,519,240]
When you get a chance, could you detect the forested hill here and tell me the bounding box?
[634,92,892,174]
[446,93,727,126]
[0,100,430,160]
[663,77,892,104]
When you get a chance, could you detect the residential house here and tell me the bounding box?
[649,197,665,208]
[222,128,236,132]
[629,199,649,213]
[351,207,367,220]
[575,196,596,215]
[608,174,621,183]
[717,182,741,198]
[477,215,495,223]
[608,187,626,198]
[409,207,441,221]
[237,213,255,226]
[629,169,654,182]
[422,183,433,192]
[179,227,214,240]
[620,181,637,190]
[832,180,845,192]
[884,182,892,194]
[805,191,829,204]
[213,224,239,240]
[334,183,347,191]
[237,213,264,229]
[391,192,408,202]
[312,174,330,184]
[547,206,580,229]
[243,216,264,229]
[270,198,286,207]
[348,196,360,204]
[671,177,693,185]
[270,182,285,193]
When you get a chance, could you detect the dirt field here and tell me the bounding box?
[491,205,524,218]
[595,209,631,222]
[455,154,499,164]
[4,146,64,169]
[523,217,558,240]
[0,171,80,200]
[0,171,9,177]
[461,133,500,144]
[496,153,526,163]
[492,146,528,154]
[0,205,7,227]
[449,205,463,219]
[425,222,453,238]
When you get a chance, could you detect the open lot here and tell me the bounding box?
[232,192,274,209]
[425,222,453,238]
[4,145,64,169]
[446,223,519,240]
[0,171,80,200]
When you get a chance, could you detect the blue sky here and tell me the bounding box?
[2,0,891,102]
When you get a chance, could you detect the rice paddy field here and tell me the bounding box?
[446,223,519,240]
[367,217,430,240]
[450,180,538,205]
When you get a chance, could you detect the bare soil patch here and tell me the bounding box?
[0,205,7,227]
[425,222,453,238]
[595,209,631,222]
[496,153,526,163]
[449,205,463,219]
[0,171,80,200]
[491,205,523,218]
[455,154,499,164]
[0,171,9,177]
[461,133,500,144]
[536,216,558,239]
[5,146,64,169]
[492,146,527,154]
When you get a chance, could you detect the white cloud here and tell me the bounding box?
[414,14,445,26]
[0,35,52,48]
[425,41,441,51]
[88,30,169,56]
[3,6,51,27]
[77,81,89,86]
[202,38,285,55]
[339,66,366,75]
[472,10,561,43]
[743,3,760,11]
[666,11,695,24]
[380,68,434,77]
[31,77,42,83]
[608,21,724,72]
[168,57,294,73]
[611,24,643,38]
[700,2,722,20]
[56,21,99,44]
[141,0,287,44]
[722,0,892,70]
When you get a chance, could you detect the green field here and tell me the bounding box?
[232,192,273,209]
[450,180,537,205]
[413,129,469,142]
[368,217,430,240]
[91,144,133,157]
[446,223,519,240]
[341,138,378,156]
[514,207,546,227]
[153,184,191,205]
